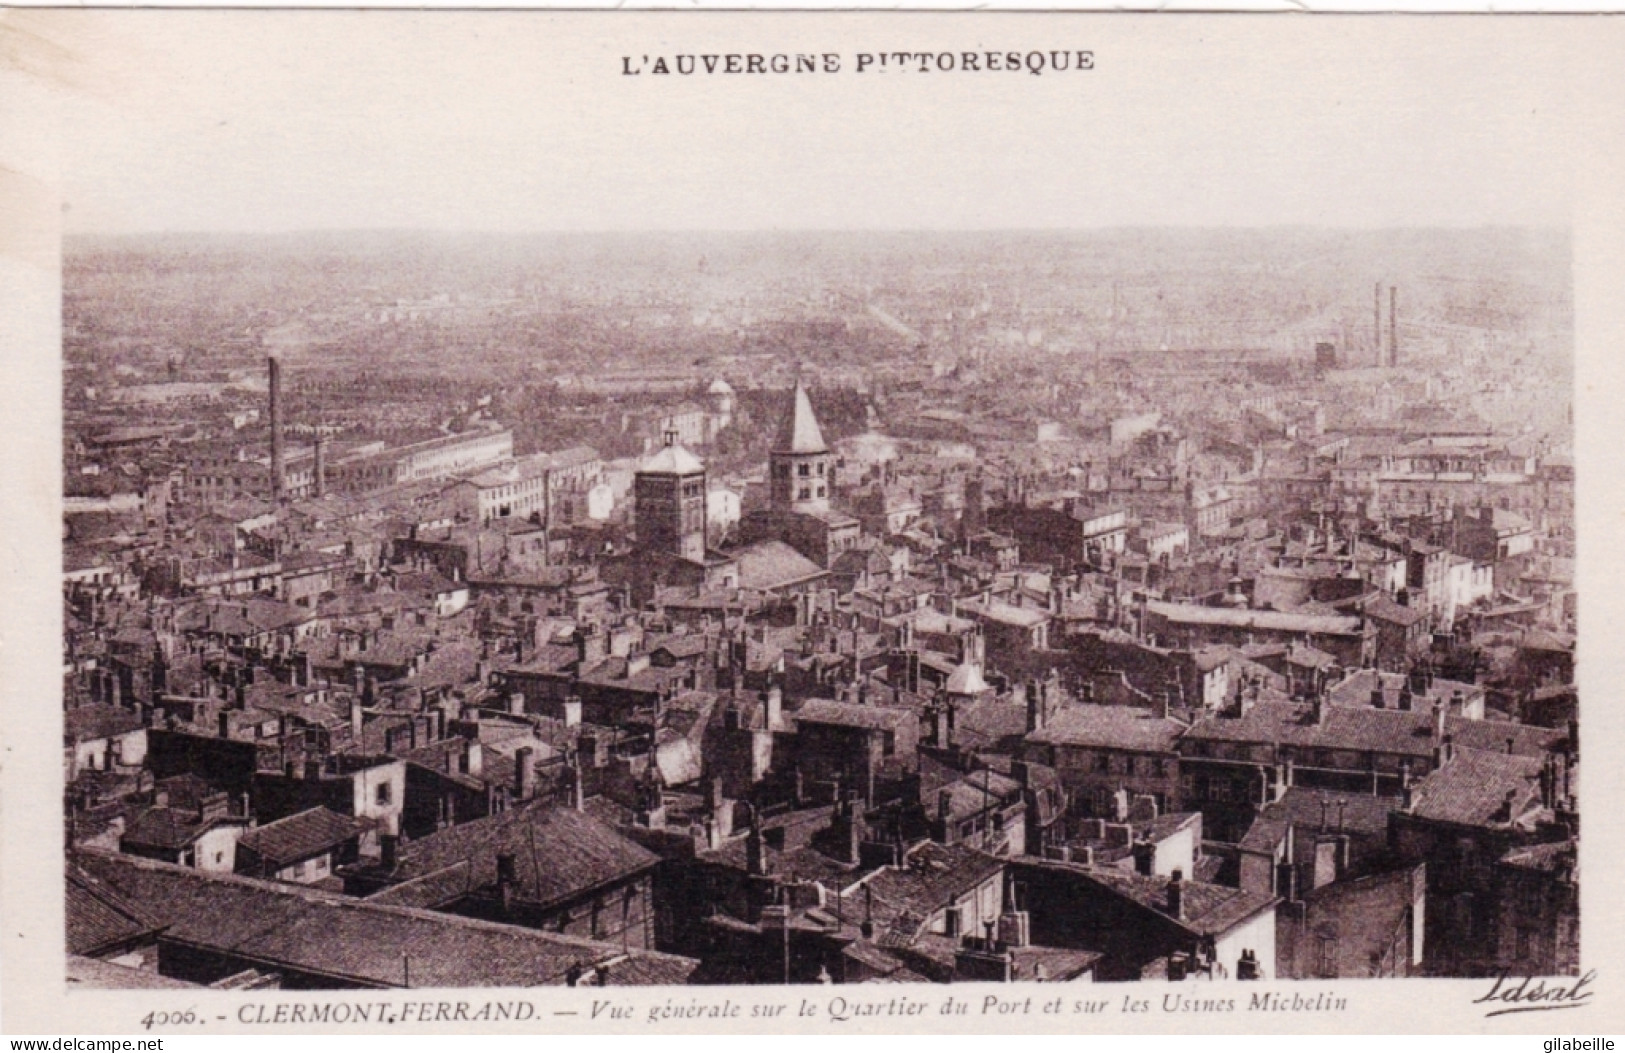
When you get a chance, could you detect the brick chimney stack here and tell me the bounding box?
[1166,869,1185,920]
[268,355,285,501]
[515,746,535,801]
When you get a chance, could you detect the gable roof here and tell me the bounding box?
[1013,858,1278,939]
[121,806,244,852]
[794,698,915,733]
[65,705,145,744]
[934,770,1022,823]
[1183,700,1562,760]
[66,863,164,956]
[1026,705,1184,754]
[1256,787,1398,840]
[386,803,659,910]
[1406,748,1546,828]
[70,850,695,987]
[861,842,1004,918]
[730,540,827,592]
[236,807,368,868]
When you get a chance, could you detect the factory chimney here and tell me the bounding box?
[1389,286,1399,367]
[1374,282,1383,366]
[314,436,327,499]
[268,355,286,501]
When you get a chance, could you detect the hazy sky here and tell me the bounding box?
[33,12,1605,234]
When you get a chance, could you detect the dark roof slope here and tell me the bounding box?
[1407,748,1545,828]
[1184,701,1561,759]
[388,803,659,909]
[862,842,1005,918]
[71,851,695,988]
[65,705,145,744]
[236,807,367,868]
[1015,858,1278,939]
[66,863,163,956]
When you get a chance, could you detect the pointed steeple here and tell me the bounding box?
[774,381,827,455]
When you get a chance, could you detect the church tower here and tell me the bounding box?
[635,430,708,563]
[769,381,831,515]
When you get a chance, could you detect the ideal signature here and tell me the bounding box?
[1473,970,1596,1018]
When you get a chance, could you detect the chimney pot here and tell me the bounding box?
[515,746,535,800]
[1166,870,1185,919]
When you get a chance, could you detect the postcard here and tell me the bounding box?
[2,9,1623,1035]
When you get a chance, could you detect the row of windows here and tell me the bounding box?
[773,460,828,478]
[1061,749,1169,777]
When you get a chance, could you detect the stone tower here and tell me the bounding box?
[769,380,831,515]
[635,430,708,562]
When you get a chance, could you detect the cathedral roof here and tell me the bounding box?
[638,442,705,476]
[773,381,828,455]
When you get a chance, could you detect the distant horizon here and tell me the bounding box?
[62,223,1573,240]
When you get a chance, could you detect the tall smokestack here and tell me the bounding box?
[1388,286,1399,367]
[1374,282,1383,366]
[268,355,286,501]
[314,436,327,498]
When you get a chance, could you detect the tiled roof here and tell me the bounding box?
[1283,644,1339,670]
[935,770,1021,823]
[387,803,659,910]
[65,705,145,744]
[363,861,476,909]
[1026,705,1184,754]
[698,841,854,886]
[957,597,1050,629]
[730,540,827,592]
[1446,718,1564,757]
[236,807,366,868]
[66,863,163,956]
[1256,787,1398,839]
[1147,601,1362,636]
[1325,668,1480,711]
[861,842,1005,918]
[1183,701,1560,760]
[121,806,242,852]
[950,697,1030,750]
[1361,595,1426,627]
[1521,629,1575,653]
[71,850,696,988]
[1016,858,1277,938]
[1407,748,1545,828]
[152,773,224,815]
[794,699,915,733]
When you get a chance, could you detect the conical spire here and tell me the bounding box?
[774,381,827,454]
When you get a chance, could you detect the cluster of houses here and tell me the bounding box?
[64,370,1578,990]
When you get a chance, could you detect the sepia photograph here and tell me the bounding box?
[4,8,1625,1036]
